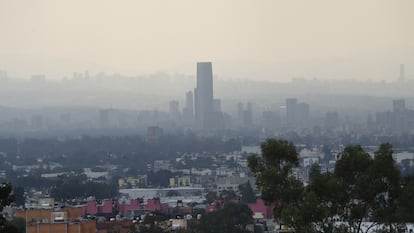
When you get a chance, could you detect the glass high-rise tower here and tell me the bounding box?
[194,62,214,129]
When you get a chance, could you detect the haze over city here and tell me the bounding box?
[1,0,413,81]
[3,2,414,233]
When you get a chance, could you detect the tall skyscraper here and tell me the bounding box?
[213,99,222,112]
[393,99,406,113]
[286,98,298,126]
[286,98,310,128]
[400,64,405,82]
[182,91,194,124]
[169,100,180,120]
[296,102,310,127]
[194,62,214,129]
[186,91,194,114]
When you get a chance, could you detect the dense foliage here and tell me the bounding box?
[0,135,240,191]
[248,139,302,218]
[198,202,253,233]
[0,183,20,233]
[0,135,240,169]
[238,181,256,204]
[248,139,414,233]
[51,174,118,200]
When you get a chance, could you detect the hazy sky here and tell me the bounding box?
[0,0,413,81]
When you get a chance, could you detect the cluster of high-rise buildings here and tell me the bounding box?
[165,62,315,132]
[1,63,413,137]
[375,99,414,134]
[169,62,224,131]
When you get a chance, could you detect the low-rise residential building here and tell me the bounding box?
[216,175,253,195]
[82,199,114,216]
[153,160,171,172]
[118,198,169,217]
[25,197,55,209]
[118,175,148,188]
[26,221,96,233]
[169,176,192,187]
[119,187,204,199]
[16,207,96,233]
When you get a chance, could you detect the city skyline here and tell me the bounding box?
[194,62,215,130]
[2,2,414,232]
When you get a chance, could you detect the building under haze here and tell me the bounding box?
[393,99,406,113]
[286,98,310,128]
[376,99,414,134]
[194,62,214,130]
[286,98,298,127]
[169,100,180,122]
[182,91,194,125]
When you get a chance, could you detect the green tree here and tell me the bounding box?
[248,140,407,233]
[331,144,404,233]
[204,191,217,204]
[248,139,303,221]
[239,181,256,203]
[147,170,174,188]
[7,218,25,233]
[305,163,359,233]
[51,174,118,200]
[198,202,253,233]
[281,191,326,233]
[334,145,374,233]
[369,143,403,232]
[219,190,238,202]
[12,187,25,207]
[306,144,404,233]
[0,183,13,228]
[277,163,349,233]
[0,183,19,233]
[397,175,414,222]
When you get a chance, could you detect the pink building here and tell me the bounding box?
[146,198,169,213]
[248,199,274,219]
[117,198,169,216]
[82,198,170,217]
[82,199,113,216]
[118,199,142,216]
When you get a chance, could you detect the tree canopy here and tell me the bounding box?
[248,138,302,219]
[248,139,411,233]
[238,181,256,204]
[198,202,253,233]
[51,174,118,200]
[0,183,19,233]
